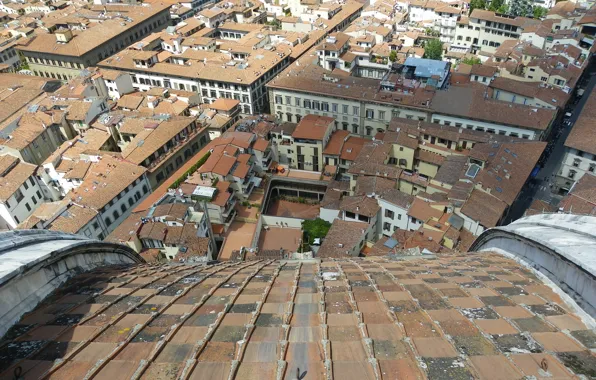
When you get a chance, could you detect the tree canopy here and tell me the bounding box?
[509,0,532,16]
[423,39,443,61]
[302,218,331,245]
[389,50,397,62]
[533,6,548,18]
[461,56,482,65]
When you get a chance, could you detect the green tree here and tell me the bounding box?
[508,0,532,16]
[461,56,481,65]
[488,0,503,12]
[533,6,548,18]
[423,39,443,61]
[389,50,397,62]
[497,3,509,13]
[302,218,331,245]
[469,0,487,14]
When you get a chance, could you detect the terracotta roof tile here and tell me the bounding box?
[2,252,595,379]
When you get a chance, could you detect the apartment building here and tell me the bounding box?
[117,115,210,189]
[18,199,106,240]
[106,200,215,261]
[408,0,460,44]
[98,28,295,115]
[39,129,120,201]
[0,154,44,229]
[288,115,334,172]
[451,10,539,55]
[195,138,259,200]
[489,77,571,110]
[268,52,555,140]
[68,154,152,236]
[16,4,172,80]
[267,56,432,136]
[0,38,21,72]
[430,86,556,140]
[557,87,596,194]
[0,110,67,165]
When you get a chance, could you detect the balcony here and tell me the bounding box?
[145,127,202,171]
[435,19,456,28]
[223,197,237,216]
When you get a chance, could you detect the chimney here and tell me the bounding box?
[55,28,73,43]
[147,96,159,109]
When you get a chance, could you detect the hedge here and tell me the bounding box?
[169,151,211,189]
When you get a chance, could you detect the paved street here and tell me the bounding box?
[506,60,596,223]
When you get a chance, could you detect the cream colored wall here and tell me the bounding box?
[417,161,439,178]
[391,145,415,170]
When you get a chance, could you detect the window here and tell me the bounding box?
[573,158,581,167]
[30,178,34,186]
[285,96,291,105]
[304,100,311,109]
[568,170,577,179]
[589,164,595,173]
[541,76,548,82]
[332,103,338,113]
[105,217,112,226]
[385,209,394,219]
[36,191,41,199]
[346,211,356,219]
[343,105,349,114]
[353,106,359,116]
[129,198,135,206]
[295,97,301,106]
[143,185,148,194]
[25,203,31,211]
[121,204,127,213]
[383,222,391,231]
[15,189,23,202]
[23,181,28,190]
[366,109,374,119]
[397,214,402,220]
[275,95,282,104]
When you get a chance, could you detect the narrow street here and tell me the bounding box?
[506,60,596,223]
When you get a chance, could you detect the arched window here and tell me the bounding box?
[128,198,134,207]
[142,185,148,194]
[104,217,112,226]
[113,210,120,220]
[121,204,127,213]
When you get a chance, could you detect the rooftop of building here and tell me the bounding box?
[291,114,333,140]
[16,3,171,57]
[68,155,147,210]
[3,243,596,378]
[565,86,596,155]
[0,154,36,202]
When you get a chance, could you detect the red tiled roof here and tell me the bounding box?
[4,253,594,379]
